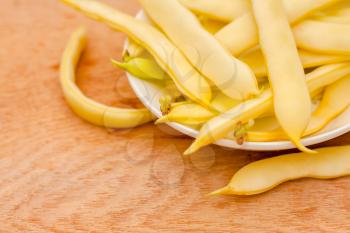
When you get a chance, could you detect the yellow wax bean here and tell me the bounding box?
[294,20,350,55]
[300,50,350,68]
[139,0,259,100]
[215,13,258,57]
[60,28,155,128]
[156,102,215,126]
[61,0,213,109]
[215,0,339,56]
[156,92,240,126]
[252,0,312,152]
[179,0,250,22]
[111,58,167,81]
[210,145,350,196]
[184,62,350,155]
[308,63,350,96]
[246,75,350,142]
[240,48,350,78]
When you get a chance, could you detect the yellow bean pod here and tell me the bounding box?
[60,27,155,128]
[294,20,350,55]
[246,75,350,142]
[61,0,213,109]
[215,0,339,56]
[215,13,258,57]
[252,0,312,152]
[111,58,167,81]
[156,92,240,126]
[156,102,215,126]
[179,0,250,22]
[240,48,350,78]
[307,63,350,95]
[185,62,350,155]
[210,145,350,196]
[300,50,350,69]
[139,0,259,100]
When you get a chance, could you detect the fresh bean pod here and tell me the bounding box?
[294,20,350,55]
[210,146,350,196]
[111,57,167,81]
[252,0,312,152]
[215,13,257,56]
[156,102,215,126]
[60,27,155,128]
[156,92,240,126]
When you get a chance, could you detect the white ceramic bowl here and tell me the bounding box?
[126,12,350,151]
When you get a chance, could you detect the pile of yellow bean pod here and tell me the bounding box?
[59,0,350,196]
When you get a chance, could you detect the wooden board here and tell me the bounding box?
[1,0,350,232]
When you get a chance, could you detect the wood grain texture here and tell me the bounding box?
[1,0,350,232]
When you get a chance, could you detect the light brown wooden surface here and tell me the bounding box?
[1,0,350,232]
